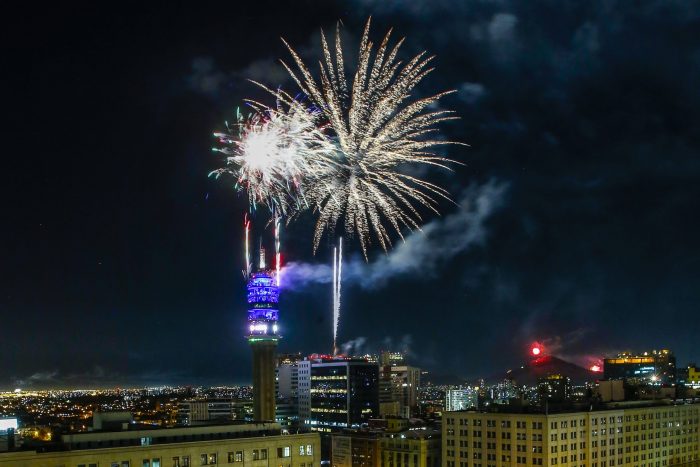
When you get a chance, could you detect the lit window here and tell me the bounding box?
[306,445,313,456]
[152,460,160,467]
[299,446,305,456]
[200,454,208,465]
[208,454,217,464]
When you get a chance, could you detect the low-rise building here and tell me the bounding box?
[0,421,320,467]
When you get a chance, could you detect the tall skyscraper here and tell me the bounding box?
[299,356,379,432]
[246,250,281,421]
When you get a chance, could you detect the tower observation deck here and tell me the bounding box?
[246,251,280,422]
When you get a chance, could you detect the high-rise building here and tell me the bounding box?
[246,253,281,422]
[445,388,478,411]
[603,349,676,385]
[443,401,700,467]
[301,357,379,433]
[537,374,572,402]
[378,352,421,418]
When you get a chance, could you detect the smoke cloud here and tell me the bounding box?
[280,180,509,290]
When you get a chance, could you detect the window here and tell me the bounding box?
[200,454,208,465]
[253,449,261,460]
[152,460,160,467]
[143,460,151,467]
[299,445,306,456]
[306,445,313,456]
[278,446,291,458]
[208,454,217,464]
[183,457,190,467]
[123,462,131,467]
[173,458,180,467]
[261,449,268,460]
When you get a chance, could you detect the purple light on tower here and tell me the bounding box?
[245,249,280,421]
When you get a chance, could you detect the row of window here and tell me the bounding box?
[83,444,314,467]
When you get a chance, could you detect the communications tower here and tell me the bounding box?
[246,247,280,421]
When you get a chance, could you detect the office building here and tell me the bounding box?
[537,374,572,402]
[0,419,320,467]
[379,354,421,418]
[302,357,379,433]
[446,388,479,412]
[246,249,282,422]
[443,401,700,467]
[604,350,676,385]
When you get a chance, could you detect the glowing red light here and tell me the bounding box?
[531,346,541,356]
[590,364,602,373]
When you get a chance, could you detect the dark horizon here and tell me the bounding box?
[2,1,699,390]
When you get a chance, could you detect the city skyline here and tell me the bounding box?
[2,1,700,389]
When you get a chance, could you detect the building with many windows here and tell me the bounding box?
[443,401,699,467]
[0,422,320,467]
[299,357,379,433]
[604,350,676,386]
[446,389,479,412]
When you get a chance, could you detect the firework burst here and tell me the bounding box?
[278,18,464,255]
[211,93,336,216]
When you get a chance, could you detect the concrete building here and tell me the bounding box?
[330,427,440,467]
[443,401,700,467]
[0,421,320,467]
[446,389,478,412]
[177,399,249,425]
[332,431,381,467]
[380,429,441,467]
[380,365,421,419]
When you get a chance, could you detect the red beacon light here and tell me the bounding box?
[531,343,543,356]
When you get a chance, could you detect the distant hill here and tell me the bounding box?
[489,355,599,385]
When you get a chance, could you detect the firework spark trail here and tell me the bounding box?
[331,238,343,355]
[277,18,465,256]
[275,214,281,286]
[335,237,342,354]
[332,244,337,354]
[243,214,252,279]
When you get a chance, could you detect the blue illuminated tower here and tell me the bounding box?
[246,248,280,421]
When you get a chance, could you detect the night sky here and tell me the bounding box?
[2,1,699,389]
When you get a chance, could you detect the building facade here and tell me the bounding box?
[304,359,379,433]
[0,423,320,467]
[604,350,676,386]
[443,402,699,467]
[446,389,479,412]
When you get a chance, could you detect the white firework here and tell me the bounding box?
[278,18,464,255]
[212,92,336,216]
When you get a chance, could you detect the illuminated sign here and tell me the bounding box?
[0,418,18,431]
